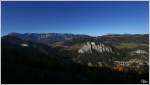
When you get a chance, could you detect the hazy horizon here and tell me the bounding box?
[2,1,149,36]
[1,32,148,37]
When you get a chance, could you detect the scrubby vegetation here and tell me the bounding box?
[1,34,149,84]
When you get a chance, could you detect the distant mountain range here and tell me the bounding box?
[101,33,149,38]
[7,32,148,45]
[8,32,92,45]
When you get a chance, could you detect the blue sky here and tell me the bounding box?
[1,1,149,36]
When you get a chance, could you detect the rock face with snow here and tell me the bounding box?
[75,41,120,68]
[114,58,147,67]
[78,42,92,54]
[20,43,29,47]
[78,42,112,54]
[130,49,148,55]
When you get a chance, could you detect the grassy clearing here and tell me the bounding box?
[116,43,139,49]
[116,43,149,49]
[70,43,84,50]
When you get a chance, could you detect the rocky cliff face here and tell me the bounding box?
[72,41,121,68]
[78,42,112,54]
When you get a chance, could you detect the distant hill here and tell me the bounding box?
[97,34,148,46]
[100,33,148,38]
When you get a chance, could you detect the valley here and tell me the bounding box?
[1,33,149,84]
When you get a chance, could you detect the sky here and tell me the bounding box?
[1,1,149,36]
